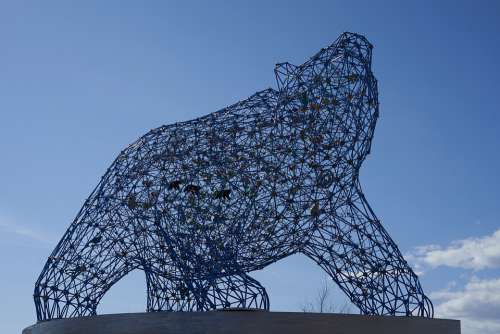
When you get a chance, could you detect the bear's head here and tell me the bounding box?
[275,32,379,167]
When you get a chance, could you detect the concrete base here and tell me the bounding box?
[22,311,460,334]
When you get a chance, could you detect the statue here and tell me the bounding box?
[33,32,433,321]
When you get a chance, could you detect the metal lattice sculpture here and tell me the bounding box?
[34,32,433,321]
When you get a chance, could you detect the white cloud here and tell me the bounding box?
[0,219,54,244]
[433,277,500,334]
[410,229,500,271]
[407,229,500,333]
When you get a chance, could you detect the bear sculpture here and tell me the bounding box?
[34,32,433,321]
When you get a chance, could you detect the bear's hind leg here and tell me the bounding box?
[146,269,269,312]
[34,239,136,320]
[145,265,199,312]
[200,272,269,310]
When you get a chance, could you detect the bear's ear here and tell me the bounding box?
[274,62,299,92]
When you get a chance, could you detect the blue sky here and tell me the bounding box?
[1,1,499,333]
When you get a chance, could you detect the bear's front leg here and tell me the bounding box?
[301,185,433,317]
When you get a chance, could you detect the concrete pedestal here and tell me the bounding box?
[23,311,460,334]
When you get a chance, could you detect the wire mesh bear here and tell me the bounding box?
[34,32,433,321]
